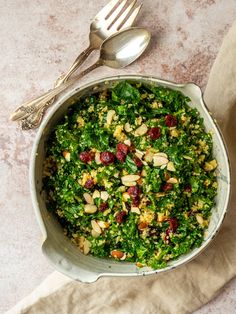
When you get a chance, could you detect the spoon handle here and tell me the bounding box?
[10,61,102,124]
[56,46,94,86]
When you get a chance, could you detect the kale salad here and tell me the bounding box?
[43,81,218,269]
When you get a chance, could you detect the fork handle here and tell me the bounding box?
[10,60,102,122]
[56,45,94,86]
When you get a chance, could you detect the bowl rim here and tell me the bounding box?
[29,74,231,282]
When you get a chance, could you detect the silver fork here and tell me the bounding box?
[21,0,142,130]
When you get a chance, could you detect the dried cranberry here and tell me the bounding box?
[148,127,161,140]
[116,150,126,163]
[100,151,115,166]
[117,143,129,155]
[132,196,140,206]
[116,211,127,223]
[184,184,192,193]
[79,151,95,163]
[99,202,108,212]
[84,178,94,189]
[165,114,177,127]
[162,183,173,192]
[127,186,141,198]
[134,157,143,168]
[169,217,178,232]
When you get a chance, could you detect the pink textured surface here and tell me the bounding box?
[1,0,236,313]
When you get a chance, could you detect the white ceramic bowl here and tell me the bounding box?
[30,75,231,282]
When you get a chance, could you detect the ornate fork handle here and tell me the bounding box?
[19,46,94,129]
[10,61,101,124]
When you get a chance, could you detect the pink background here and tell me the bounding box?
[1,0,236,312]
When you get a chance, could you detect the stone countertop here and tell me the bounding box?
[1,0,236,312]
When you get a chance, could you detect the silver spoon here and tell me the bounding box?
[10,27,151,129]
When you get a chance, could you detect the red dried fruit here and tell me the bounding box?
[165,114,177,127]
[79,151,95,163]
[127,186,141,198]
[100,151,115,166]
[134,157,143,168]
[116,211,127,224]
[132,196,140,207]
[147,127,161,140]
[184,184,192,193]
[116,150,126,163]
[117,143,129,155]
[169,217,178,232]
[84,178,94,189]
[162,183,173,192]
[99,202,108,212]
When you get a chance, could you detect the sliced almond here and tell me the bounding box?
[62,151,70,162]
[131,207,141,214]
[120,253,127,261]
[138,222,148,230]
[183,155,192,160]
[124,123,132,133]
[135,152,143,160]
[167,177,178,184]
[156,192,166,198]
[92,190,100,199]
[134,124,148,136]
[124,139,131,146]
[111,250,124,259]
[91,229,100,238]
[91,220,102,234]
[196,214,204,226]
[83,239,91,255]
[136,149,144,156]
[122,181,137,187]
[83,193,94,204]
[167,161,176,172]
[84,204,97,214]
[121,174,140,183]
[154,152,168,158]
[101,191,109,201]
[141,169,147,177]
[153,156,169,167]
[160,164,167,169]
[106,110,116,125]
[95,152,101,164]
[97,221,110,229]
[144,151,154,163]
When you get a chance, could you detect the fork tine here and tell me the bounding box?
[108,0,137,30]
[95,0,121,20]
[105,0,128,25]
[119,4,142,30]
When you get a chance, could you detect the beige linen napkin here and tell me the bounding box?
[7,21,236,314]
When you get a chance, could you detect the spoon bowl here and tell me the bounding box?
[100,27,151,68]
